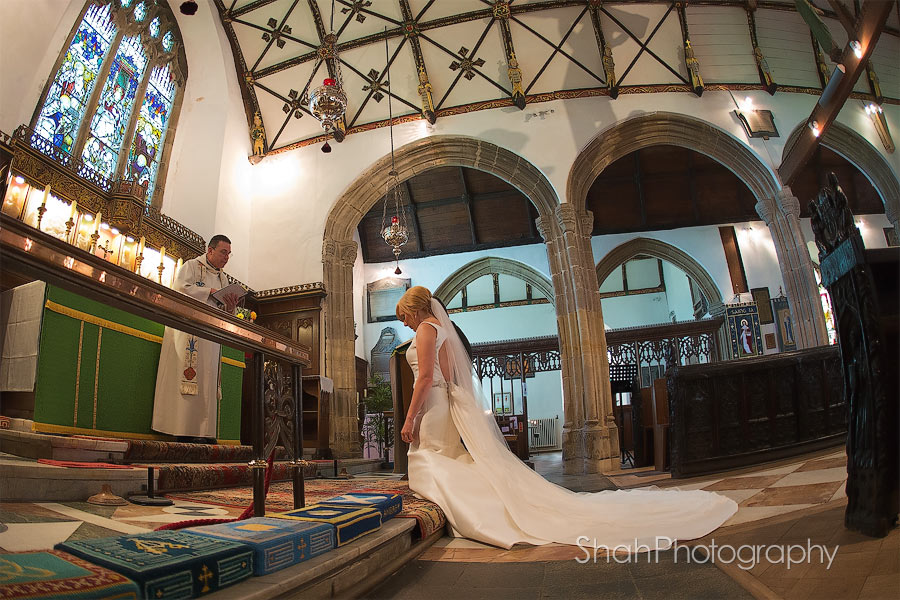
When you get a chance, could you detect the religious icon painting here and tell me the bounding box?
[771,296,797,352]
[725,302,763,359]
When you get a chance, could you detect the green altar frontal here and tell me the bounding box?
[32,285,245,443]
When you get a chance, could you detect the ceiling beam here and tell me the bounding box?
[399,0,437,124]
[827,0,858,37]
[588,3,618,98]
[459,167,478,245]
[779,0,893,186]
[494,2,527,110]
[404,179,424,252]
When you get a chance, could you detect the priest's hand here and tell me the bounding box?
[223,293,240,313]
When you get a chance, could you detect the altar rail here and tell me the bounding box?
[606,317,724,374]
[667,345,845,478]
[0,213,310,515]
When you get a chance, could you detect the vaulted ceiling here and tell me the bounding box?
[214,0,899,154]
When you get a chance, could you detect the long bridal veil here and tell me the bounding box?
[428,298,738,549]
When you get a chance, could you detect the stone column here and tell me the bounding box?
[541,204,618,475]
[755,188,829,348]
[884,200,900,242]
[322,239,361,457]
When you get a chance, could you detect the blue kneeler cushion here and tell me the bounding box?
[187,517,335,575]
[268,504,382,547]
[56,530,253,599]
[318,491,403,521]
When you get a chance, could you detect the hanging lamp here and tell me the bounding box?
[308,0,346,151]
[379,29,409,275]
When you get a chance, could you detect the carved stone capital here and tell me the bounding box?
[775,187,801,218]
[322,239,358,267]
[555,203,578,235]
[754,194,777,224]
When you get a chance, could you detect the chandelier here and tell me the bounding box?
[308,2,346,152]
[379,30,409,275]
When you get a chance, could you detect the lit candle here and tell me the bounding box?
[94,211,102,232]
[175,257,183,272]
[138,236,145,256]
[159,246,166,263]
[41,184,51,207]
[69,200,78,221]
[173,258,182,286]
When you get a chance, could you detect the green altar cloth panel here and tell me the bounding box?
[32,284,244,442]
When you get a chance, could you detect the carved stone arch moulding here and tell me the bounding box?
[783,120,900,226]
[567,111,781,207]
[433,256,555,309]
[324,135,560,243]
[595,237,725,309]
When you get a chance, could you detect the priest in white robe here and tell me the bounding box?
[152,235,240,442]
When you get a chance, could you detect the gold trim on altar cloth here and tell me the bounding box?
[221,356,246,368]
[30,421,242,444]
[93,328,102,429]
[44,300,163,343]
[74,322,84,426]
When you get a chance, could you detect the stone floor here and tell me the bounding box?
[1,446,897,599]
[368,447,898,600]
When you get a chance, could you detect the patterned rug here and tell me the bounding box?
[146,461,319,493]
[168,479,446,539]
[121,439,289,463]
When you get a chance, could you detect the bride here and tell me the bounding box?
[396,286,737,550]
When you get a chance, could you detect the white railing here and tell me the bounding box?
[529,416,560,450]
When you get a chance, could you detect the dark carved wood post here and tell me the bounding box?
[291,364,305,509]
[252,352,267,517]
[810,172,899,537]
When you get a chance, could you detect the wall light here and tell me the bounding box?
[809,120,821,137]
[850,40,862,59]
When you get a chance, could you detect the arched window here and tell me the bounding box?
[31,0,186,206]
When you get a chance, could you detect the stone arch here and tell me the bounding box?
[323,135,565,457]
[433,257,555,308]
[595,238,724,309]
[567,111,781,206]
[324,135,559,242]
[783,120,900,227]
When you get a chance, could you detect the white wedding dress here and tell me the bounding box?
[406,310,738,550]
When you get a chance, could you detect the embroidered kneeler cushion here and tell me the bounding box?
[186,517,335,576]
[0,549,141,600]
[268,504,381,547]
[56,531,253,599]
[318,491,403,521]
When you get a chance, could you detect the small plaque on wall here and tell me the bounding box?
[367,277,410,323]
[765,333,777,349]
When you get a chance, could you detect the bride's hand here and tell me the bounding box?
[400,419,418,444]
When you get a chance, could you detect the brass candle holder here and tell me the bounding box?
[89,230,101,253]
[65,217,75,243]
[134,254,144,275]
[157,262,165,283]
[36,204,48,230]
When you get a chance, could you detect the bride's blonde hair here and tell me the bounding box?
[396,286,434,321]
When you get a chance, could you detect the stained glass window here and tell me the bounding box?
[133,2,146,22]
[34,4,116,154]
[34,1,183,205]
[125,64,176,201]
[80,35,148,179]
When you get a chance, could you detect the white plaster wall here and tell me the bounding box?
[0,0,83,134]
[662,262,695,322]
[161,0,254,282]
[600,292,671,329]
